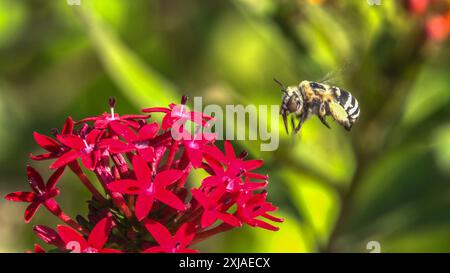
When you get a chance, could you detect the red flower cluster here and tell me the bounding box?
[406,0,450,42]
[5,96,282,253]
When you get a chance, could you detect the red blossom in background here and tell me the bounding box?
[405,0,450,42]
[4,97,282,253]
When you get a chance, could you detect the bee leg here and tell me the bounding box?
[294,114,305,134]
[282,113,289,134]
[290,115,296,134]
[318,115,330,129]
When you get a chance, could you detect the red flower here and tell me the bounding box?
[181,131,217,168]
[191,187,241,228]
[426,14,450,41]
[51,129,132,170]
[79,97,148,130]
[236,191,283,231]
[30,117,74,161]
[50,129,103,170]
[33,225,65,249]
[202,157,267,193]
[5,166,64,222]
[107,155,186,221]
[407,0,429,15]
[142,96,212,131]
[206,141,265,178]
[142,220,197,253]
[110,121,159,162]
[57,216,120,253]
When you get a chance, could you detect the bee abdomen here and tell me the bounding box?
[334,87,360,120]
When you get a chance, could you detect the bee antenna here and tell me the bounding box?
[273,78,286,92]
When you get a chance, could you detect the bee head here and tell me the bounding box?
[287,86,304,114]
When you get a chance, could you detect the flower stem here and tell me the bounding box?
[192,223,234,244]
[69,162,106,203]
[44,199,88,234]
[164,140,179,170]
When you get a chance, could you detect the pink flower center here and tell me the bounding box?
[145,183,155,194]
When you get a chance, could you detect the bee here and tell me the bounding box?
[275,79,360,134]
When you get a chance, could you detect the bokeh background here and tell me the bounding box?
[1,0,450,252]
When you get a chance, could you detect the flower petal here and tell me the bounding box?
[248,218,279,231]
[241,159,264,171]
[161,113,175,131]
[86,129,103,145]
[100,138,135,154]
[217,212,241,227]
[61,117,74,134]
[155,189,186,211]
[50,150,82,169]
[81,151,99,171]
[110,122,138,142]
[132,155,151,184]
[30,152,58,161]
[224,140,236,161]
[154,170,183,186]
[57,134,85,150]
[33,132,60,153]
[139,123,159,140]
[24,202,41,223]
[135,193,154,221]
[34,244,46,253]
[201,176,222,188]
[99,248,122,253]
[138,147,154,162]
[107,179,142,194]
[190,189,209,207]
[88,216,113,249]
[33,225,64,247]
[57,225,88,250]
[142,246,165,253]
[174,223,195,247]
[141,107,171,113]
[46,167,65,191]
[143,220,173,248]
[201,210,217,228]
[27,165,46,193]
[185,145,203,168]
[5,191,36,202]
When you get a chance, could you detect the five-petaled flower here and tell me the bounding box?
[142,96,213,131]
[107,155,186,221]
[142,220,197,253]
[191,187,241,228]
[30,117,74,161]
[58,216,121,253]
[110,121,159,162]
[5,166,65,223]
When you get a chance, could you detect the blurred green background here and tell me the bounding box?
[1,0,450,252]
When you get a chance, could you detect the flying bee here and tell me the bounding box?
[275,78,360,134]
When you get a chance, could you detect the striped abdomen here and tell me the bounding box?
[332,87,360,122]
